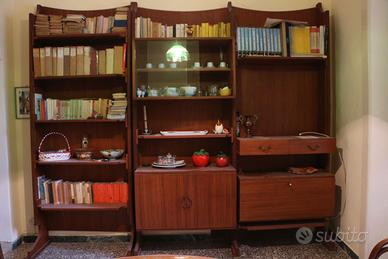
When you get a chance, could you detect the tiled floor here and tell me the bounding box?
[3,236,351,259]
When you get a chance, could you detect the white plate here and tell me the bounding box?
[152,162,186,169]
[160,130,208,136]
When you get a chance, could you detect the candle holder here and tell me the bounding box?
[238,114,258,138]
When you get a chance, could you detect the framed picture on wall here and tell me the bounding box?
[15,87,30,119]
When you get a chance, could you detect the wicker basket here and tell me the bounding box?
[38,132,71,161]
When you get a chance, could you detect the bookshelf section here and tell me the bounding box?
[28,5,133,258]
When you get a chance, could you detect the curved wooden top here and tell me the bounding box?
[232,3,328,27]
[131,2,231,24]
[36,4,130,16]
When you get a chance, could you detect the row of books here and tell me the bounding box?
[237,20,327,57]
[34,96,112,121]
[37,176,128,205]
[107,92,127,120]
[32,45,126,77]
[34,7,128,36]
[237,27,282,56]
[135,17,231,38]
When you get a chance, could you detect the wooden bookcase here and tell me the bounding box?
[28,5,134,258]
[130,2,238,254]
[233,3,336,234]
[27,2,336,258]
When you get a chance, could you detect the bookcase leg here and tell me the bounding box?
[231,239,240,257]
[127,231,135,256]
[27,223,49,259]
[132,231,142,256]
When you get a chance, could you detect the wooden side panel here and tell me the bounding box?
[239,175,335,222]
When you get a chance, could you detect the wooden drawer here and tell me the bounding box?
[289,137,336,154]
[135,171,236,230]
[238,137,289,155]
[239,173,335,222]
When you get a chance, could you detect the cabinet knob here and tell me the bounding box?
[181,197,192,209]
[307,144,320,151]
[288,182,293,187]
[258,145,272,152]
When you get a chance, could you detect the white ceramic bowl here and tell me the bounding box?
[100,149,124,159]
[181,86,197,96]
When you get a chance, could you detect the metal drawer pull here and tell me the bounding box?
[288,182,293,187]
[181,197,192,209]
[307,144,320,151]
[258,145,272,152]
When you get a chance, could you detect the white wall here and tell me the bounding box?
[364,0,388,258]
[332,0,368,256]
[0,0,18,243]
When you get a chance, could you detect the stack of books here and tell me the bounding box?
[135,17,231,38]
[63,14,86,34]
[112,7,128,32]
[33,95,111,121]
[37,176,128,205]
[94,15,115,34]
[34,14,50,36]
[107,93,127,120]
[32,45,126,77]
[49,15,63,34]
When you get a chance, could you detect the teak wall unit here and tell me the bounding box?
[130,2,237,254]
[233,3,336,234]
[28,5,133,258]
[28,2,336,258]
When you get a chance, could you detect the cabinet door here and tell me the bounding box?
[239,175,335,222]
[135,173,186,230]
[185,173,236,229]
[135,172,236,230]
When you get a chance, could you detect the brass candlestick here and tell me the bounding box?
[238,114,258,138]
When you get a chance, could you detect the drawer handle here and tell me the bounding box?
[288,182,293,187]
[307,144,320,151]
[181,197,192,209]
[258,145,272,152]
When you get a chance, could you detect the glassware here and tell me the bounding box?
[208,84,218,96]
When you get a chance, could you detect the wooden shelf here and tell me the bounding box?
[36,158,126,166]
[239,219,326,231]
[33,32,127,45]
[138,133,231,140]
[35,119,125,124]
[134,96,235,101]
[238,171,332,179]
[136,68,231,73]
[237,56,326,64]
[136,164,236,174]
[34,74,125,80]
[38,203,127,211]
[135,37,232,42]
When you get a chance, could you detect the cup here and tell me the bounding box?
[145,63,153,69]
[219,61,227,68]
[193,62,201,68]
[207,62,214,68]
[169,63,177,68]
[149,89,158,97]
[158,63,165,68]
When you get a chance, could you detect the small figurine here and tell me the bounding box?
[214,120,224,134]
[81,135,89,149]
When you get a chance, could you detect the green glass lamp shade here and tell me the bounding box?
[166,43,189,62]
